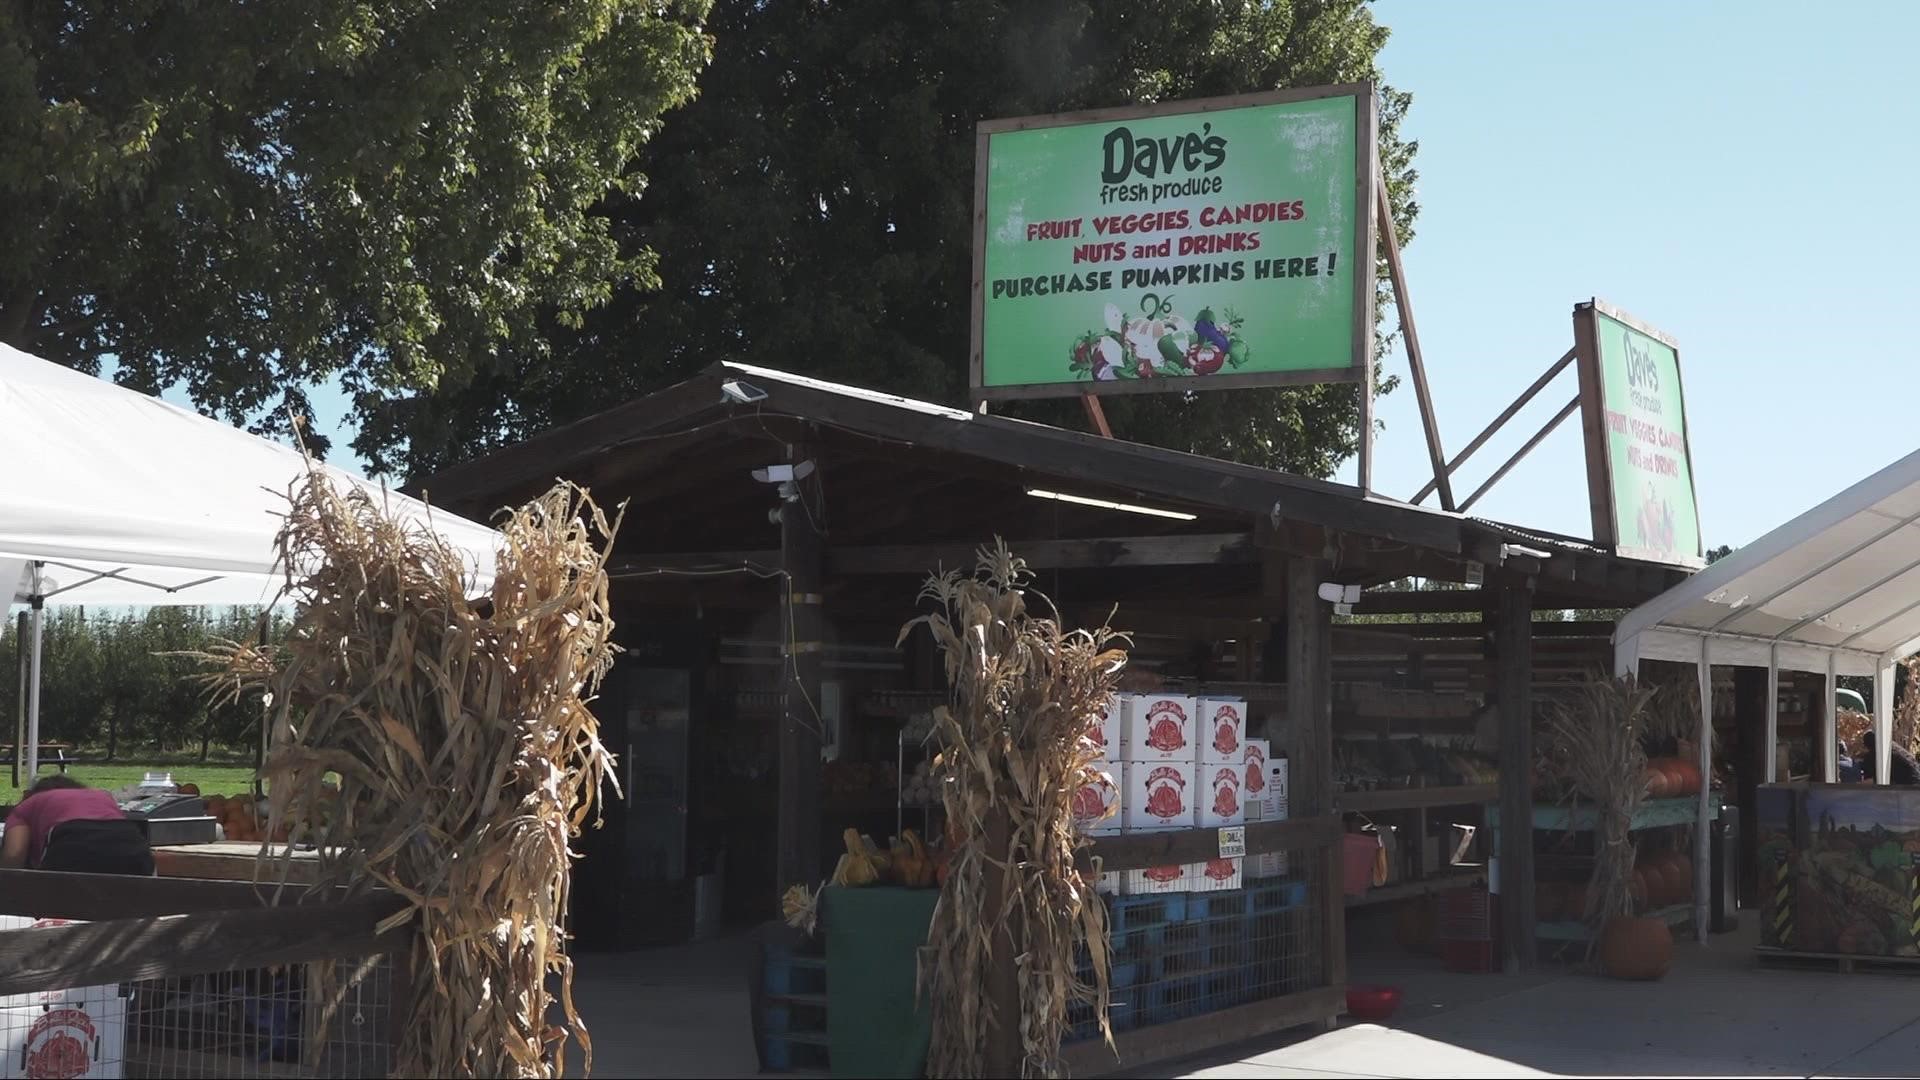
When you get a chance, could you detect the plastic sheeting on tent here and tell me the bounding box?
[1614,445,1920,944]
[1,341,504,780]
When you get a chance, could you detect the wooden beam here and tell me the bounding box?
[415,368,729,509]
[1459,395,1581,514]
[1378,164,1453,511]
[1494,578,1537,972]
[754,376,1464,553]
[0,893,408,997]
[1083,816,1339,873]
[777,442,824,891]
[616,532,1257,578]
[843,532,1256,575]
[0,868,346,920]
[1413,349,1576,506]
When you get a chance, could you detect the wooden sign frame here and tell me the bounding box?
[1572,298,1705,568]
[969,84,1378,404]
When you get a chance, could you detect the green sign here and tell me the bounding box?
[971,87,1374,400]
[1575,301,1703,567]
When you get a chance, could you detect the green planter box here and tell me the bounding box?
[823,886,940,1079]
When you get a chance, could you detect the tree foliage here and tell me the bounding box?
[374,0,1419,480]
[0,0,711,458]
[0,607,286,758]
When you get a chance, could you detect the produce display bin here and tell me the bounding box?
[822,886,938,1079]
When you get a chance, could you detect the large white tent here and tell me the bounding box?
[1614,445,1920,940]
[0,342,503,780]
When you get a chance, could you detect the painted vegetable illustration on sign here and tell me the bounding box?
[1067,295,1251,382]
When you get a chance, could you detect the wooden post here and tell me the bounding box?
[777,444,824,890]
[1285,555,1340,990]
[1493,576,1536,972]
[1080,394,1113,438]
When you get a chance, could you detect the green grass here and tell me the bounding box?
[4,762,257,800]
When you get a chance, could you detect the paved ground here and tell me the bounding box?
[1160,919,1920,1078]
[570,917,1920,1078]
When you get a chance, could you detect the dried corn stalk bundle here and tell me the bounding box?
[201,474,620,1078]
[901,541,1125,1079]
[1894,656,1920,753]
[1542,676,1655,957]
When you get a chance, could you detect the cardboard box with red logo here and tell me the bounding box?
[1071,761,1125,837]
[1123,862,1192,894]
[1198,762,1246,829]
[1197,697,1246,765]
[1121,693,1196,762]
[0,918,127,1080]
[1085,698,1122,762]
[1121,757,1196,894]
[1190,856,1244,892]
[1123,760,1196,832]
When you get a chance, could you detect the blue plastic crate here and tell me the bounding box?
[1247,877,1309,913]
[763,946,827,997]
[1107,892,1187,934]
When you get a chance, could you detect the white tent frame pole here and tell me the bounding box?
[25,563,45,785]
[1695,638,1711,944]
[1766,647,1780,783]
[1876,653,1897,785]
[1822,652,1839,784]
[1614,632,1639,678]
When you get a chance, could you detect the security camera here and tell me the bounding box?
[721,379,768,405]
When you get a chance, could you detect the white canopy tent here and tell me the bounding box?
[0,342,503,781]
[1614,446,1920,939]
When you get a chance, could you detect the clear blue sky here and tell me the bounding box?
[1363,0,1920,548]
[283,1,1918,550]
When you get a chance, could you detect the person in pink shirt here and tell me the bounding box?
[1,775,153,874]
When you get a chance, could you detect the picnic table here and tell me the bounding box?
[0,743,74,773]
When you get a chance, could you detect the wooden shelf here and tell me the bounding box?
[1337,783,1499,813]
[1535,901,1694,942]
[1335,711,1479,729]
[1345,866,1486,908]
[1530,793,1722,833]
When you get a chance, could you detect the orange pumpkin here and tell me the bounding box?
[1668,760,1702,797]
[1630,868,1651,912]
[1644,764,1673,800]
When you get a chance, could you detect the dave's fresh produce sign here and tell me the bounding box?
[973,86,1374,400]
[1574,300,1703,568]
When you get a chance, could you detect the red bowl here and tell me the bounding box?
[1346,984,1402,1022]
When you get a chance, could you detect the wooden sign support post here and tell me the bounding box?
[1081,394,1113,438]
[1376,165,1455,512]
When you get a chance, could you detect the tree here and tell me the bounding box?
[375,0,1419,480]
[1706,544,1735,564]
[0,0,712,459]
